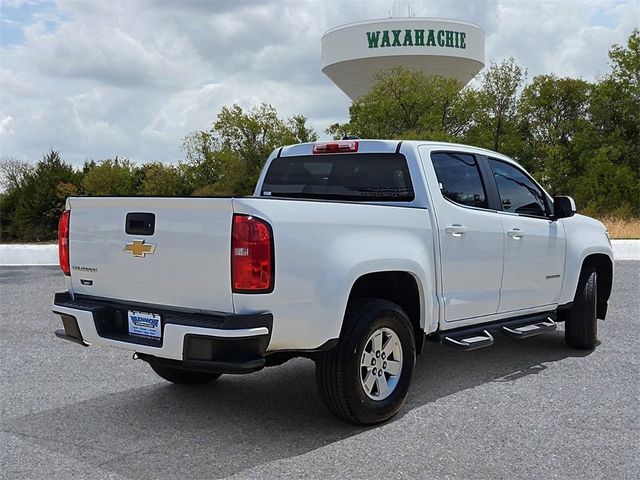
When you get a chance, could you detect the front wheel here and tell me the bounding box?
[564,267,598,350]
[316,299,416,425]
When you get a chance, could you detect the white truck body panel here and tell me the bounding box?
[232,197,436,350]
[67,196,234,313]
[498,213,566,312]
[558,214,614,305]
[417,145,504,321]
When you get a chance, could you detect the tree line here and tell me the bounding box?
[329,29,639,219]
[0,104,317,241]
[0,30,637,242]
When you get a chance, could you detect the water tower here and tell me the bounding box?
[321,17,485,100]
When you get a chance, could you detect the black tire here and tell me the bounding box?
[564,267,598,349]
[316,299,416,425]
[150,363,221,385]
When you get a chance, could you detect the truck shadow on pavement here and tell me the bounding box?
[406,329,592,408]
[4,330,591,479]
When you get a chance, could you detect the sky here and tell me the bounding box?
[0,0,638,167]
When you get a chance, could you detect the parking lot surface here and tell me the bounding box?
[1,263,638,479]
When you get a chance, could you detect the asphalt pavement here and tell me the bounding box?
[1,263,638,479]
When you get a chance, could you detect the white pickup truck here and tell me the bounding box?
[53,139,614,424]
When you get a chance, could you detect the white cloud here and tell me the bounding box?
[0,116,15,136]
[22,14,205,88]
[2,0,44,7]
[0,68,42,97]
[0,0,637,165]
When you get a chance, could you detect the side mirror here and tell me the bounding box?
[553,196,576,219]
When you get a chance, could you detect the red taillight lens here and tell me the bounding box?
[312,140,358,154]
[231,214,273,293]
[58,210,70,276]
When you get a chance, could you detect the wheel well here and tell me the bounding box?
[582,254,613,319]
[346,271,423,353]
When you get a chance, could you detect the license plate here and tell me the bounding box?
[127,310,161,339]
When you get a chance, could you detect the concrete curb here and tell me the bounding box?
[612,240,640,261]
[0,244,58,266]
[1,240,638,266]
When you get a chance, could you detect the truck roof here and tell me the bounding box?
[278,139,520,167]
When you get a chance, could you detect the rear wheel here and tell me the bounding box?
[316,299,416,425]
[150,363,221,385]
[564,267,598,350]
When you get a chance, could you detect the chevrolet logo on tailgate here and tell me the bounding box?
[124,240,156,257]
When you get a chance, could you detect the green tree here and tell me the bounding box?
[0,158,35,240]
[609,28,640,92]
[0,157,33,191]
[10,150,81,241]
[339,67,467,140]
[137,162,189,196]
[572,146,640,215]
[81,158,136,196]
[0,191,19,241]
[180,130,219,191]
[288,114,318,143]
[518,75,591,195]
[575,29,640,214]
[183,103,318,196]
[464,57,525,155]
[444,87,481,140]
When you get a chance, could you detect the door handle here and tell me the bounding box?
[507,228,524,240]
[445,224,467,237]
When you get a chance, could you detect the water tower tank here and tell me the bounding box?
[322,18,485,100]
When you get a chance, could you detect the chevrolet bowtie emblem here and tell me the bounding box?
[124,240,156,257]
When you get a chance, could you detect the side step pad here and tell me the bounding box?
[444,330,494,351]
[502,318,556,339]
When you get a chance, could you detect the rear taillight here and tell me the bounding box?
[231,214,273,293]
[58,210,70,276]
[312,140,358,154]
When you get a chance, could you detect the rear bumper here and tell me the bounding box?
[52,291,272,374]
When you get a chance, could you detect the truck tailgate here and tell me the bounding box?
[67,197,234,313]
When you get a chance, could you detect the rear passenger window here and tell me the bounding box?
[430,152,488,209]
[488,159,548,217]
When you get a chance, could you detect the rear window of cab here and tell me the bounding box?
[261,153,415,202]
